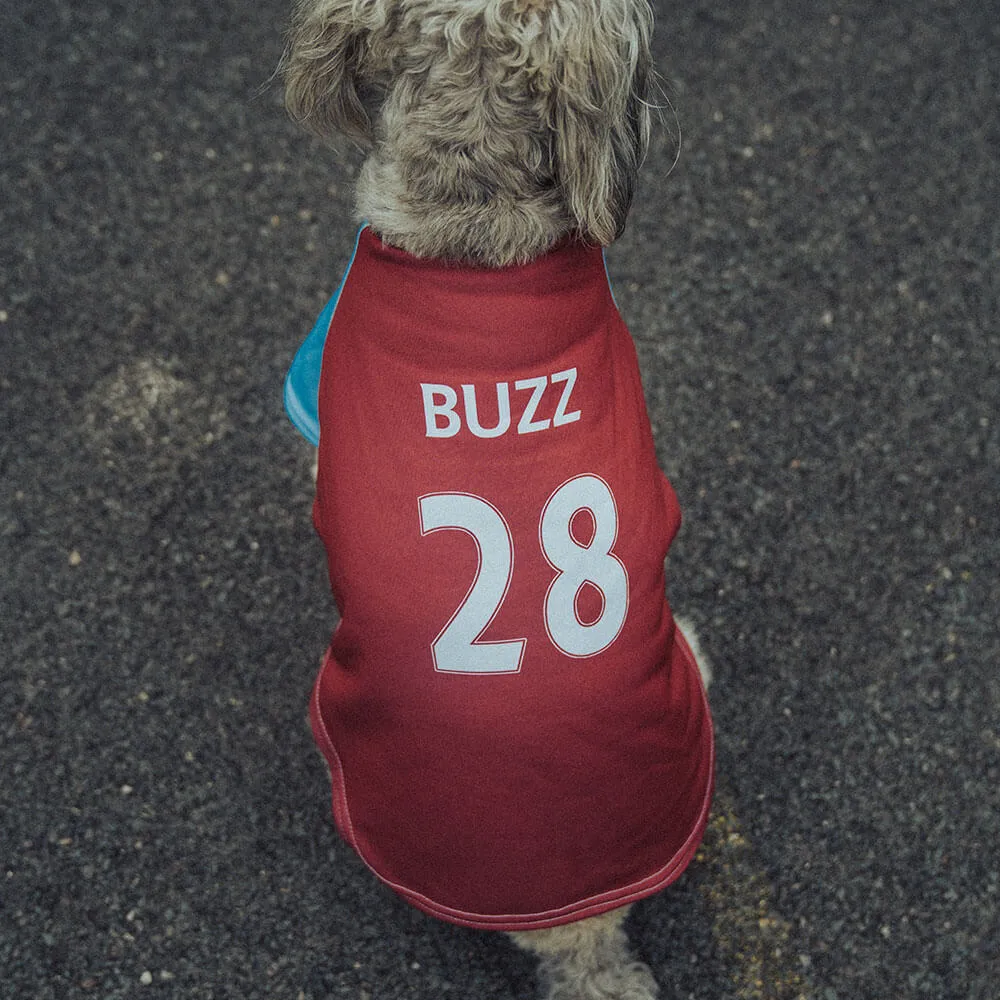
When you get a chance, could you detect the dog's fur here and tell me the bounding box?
[283,1,705,997]
[284,0,653,268]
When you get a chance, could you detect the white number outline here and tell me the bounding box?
[418,476,629,673]
[417,492,527,674]
[539,474,629,658]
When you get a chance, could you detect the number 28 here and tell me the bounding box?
[417,475,629,674]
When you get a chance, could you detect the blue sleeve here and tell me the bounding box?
[283,226,366,446]
[283,294,336,446]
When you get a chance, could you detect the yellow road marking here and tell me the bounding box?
[696,788,812,1000]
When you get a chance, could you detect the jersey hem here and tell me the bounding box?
[309,636,714,931]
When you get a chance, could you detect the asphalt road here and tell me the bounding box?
[2,1,997,998]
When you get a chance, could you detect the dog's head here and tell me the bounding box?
[283,0,655,265]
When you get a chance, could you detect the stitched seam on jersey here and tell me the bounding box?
[310,653,360,851]
[311,637,715,931]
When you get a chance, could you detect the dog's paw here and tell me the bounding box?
[536,956,660,1000]
[511,908,660,1000]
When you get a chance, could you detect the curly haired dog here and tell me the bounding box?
[281,1,714,998]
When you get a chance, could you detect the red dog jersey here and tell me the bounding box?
[310,227,713,931]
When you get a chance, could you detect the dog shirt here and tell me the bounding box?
[290,226,714,931]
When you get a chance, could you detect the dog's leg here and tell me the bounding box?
[509,906,659,1000]
[673,615,713,691]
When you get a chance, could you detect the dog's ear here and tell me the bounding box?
[549,0,653,245]
[283,0,392,147]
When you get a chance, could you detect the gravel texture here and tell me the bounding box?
[2,1,997,998]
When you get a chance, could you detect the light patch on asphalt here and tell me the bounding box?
[697,790,812,1000]
[94,359,185,442]
[84,358,230,456]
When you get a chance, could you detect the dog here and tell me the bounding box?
[280,1,714,997]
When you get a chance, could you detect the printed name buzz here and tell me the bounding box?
[421,368,581,439]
